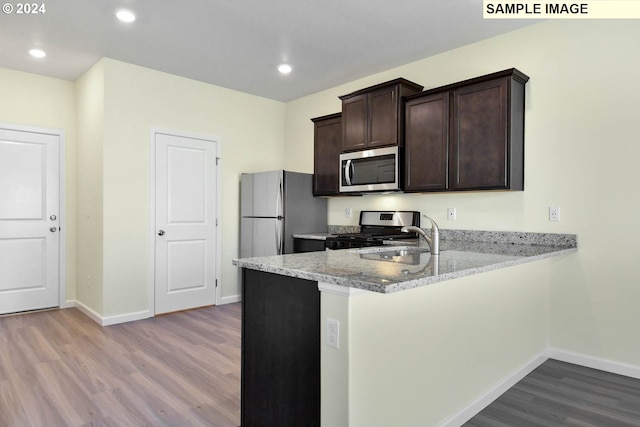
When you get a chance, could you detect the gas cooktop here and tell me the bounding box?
[325,211,420,250]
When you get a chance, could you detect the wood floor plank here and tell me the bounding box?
[465,359,640,427]
[0,380,30,427]
[35,360,101,426]
[8,369,69,427]
[4,303,640,426]
[0,304,241,427]
[92,385,169,427]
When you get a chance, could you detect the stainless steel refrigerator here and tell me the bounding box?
[240,170,327,257]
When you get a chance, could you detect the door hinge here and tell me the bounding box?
[216,157,220,166]
[215,279,218,288]
[216,218,219,226]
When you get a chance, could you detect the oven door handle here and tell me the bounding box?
[344,159,353,186]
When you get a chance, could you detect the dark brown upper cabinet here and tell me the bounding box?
[404,68,529,192]
[340,78,423,152]
[311,113,342,196]
[404,91,450,191]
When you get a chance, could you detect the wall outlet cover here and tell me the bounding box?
[327,318,340,349]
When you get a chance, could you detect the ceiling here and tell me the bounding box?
[0,0,539,102]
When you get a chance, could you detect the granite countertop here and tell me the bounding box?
[233,230,577,294]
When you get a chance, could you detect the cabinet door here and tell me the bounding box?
[369,86,398,148]
[312,114,342,196]
[341,94,368,151]
[451,77,509,190]
[404,92,449,191]
[293,238,326,253]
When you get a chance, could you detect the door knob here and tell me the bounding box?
[50,215,57,221]
[158,230,165,236]
[50,227,57,232]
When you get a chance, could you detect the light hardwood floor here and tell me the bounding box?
[4,304,640,427]
[0,304,241,427]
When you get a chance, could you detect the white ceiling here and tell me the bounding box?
[0,0,539,101]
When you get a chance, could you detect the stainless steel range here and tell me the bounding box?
[325,211,420,250]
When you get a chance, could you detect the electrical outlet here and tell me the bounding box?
[447,208,457,220]
[326,318,340,349]
[345,208,352,219]
[549,206,561,222]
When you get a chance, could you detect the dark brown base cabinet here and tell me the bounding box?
[293,237,327,253]
[312,113,342,196]
[404,68,529,192]
[241,269,320,427]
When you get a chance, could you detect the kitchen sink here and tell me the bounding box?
[351,246,430,255]
[374,248,430,257]
[354,246,432,265]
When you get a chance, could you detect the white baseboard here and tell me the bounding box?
[219,294,241,305]
[436,351,548,427]
[74,300,103,324]
[547,347,640,380]
[61,300,77,309]
[72,296,239,326]
[73,300,151,326]
[101,310,152,326]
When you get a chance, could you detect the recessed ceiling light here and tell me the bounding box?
[29,48,46,58]
[115,9,136,23]
[278,64,292,74]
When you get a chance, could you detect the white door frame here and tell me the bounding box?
[149,127,222,315]
[0,122,67,310]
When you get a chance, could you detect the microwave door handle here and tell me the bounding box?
[345,159,352,186]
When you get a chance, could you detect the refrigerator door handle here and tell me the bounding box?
[275,175,284,255]
[275,218,282,255]
[276,175,284,218]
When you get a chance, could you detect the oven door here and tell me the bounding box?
[339,146,400,193]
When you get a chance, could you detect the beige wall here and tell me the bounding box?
[97,59,285,316]
[1,58,285,319]
[0,67,78,303]
[75,60,105,313]
[321,260,550,426]
[285,20,640,371]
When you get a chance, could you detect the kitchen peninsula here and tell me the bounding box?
[233,230,577,427]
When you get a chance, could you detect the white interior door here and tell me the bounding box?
[0,127,60,314]
[154,131,217,314]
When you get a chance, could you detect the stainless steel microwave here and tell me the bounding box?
[339,146,400,193]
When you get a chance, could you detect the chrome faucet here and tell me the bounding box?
[401,214,440,255]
